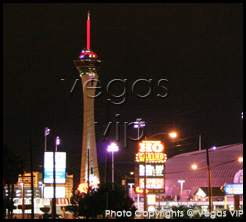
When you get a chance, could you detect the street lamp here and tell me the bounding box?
[56,136,60,152]
[238,157,243,163]
[134,118,146,211]
[128,183,135,199]
[169,132,178,139]
[107,143,119,191]
[134,118,146,140]
[145,131,177,216]
[178,180,185,204]
[44,127,50,152]
[147,131,178,140]
[191,164,198,170]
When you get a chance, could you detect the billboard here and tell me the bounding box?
[43,186,66,198]
[44,152,66,184]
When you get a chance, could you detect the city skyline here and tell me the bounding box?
[3,3,243,187]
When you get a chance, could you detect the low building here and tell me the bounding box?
[4,171,74,217]
[165,143,243,201]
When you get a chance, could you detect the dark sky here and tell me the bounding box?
[3,3,243,186]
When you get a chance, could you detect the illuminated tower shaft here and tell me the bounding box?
[74,11,101,184]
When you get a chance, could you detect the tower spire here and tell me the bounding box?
[87,11,90,50]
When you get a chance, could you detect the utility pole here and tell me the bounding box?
[144,149,147,219]
[52,117,57,220]
[199,135,202,151]
[29,133,34,219]
[105,99,110,214]
[87,149,90,192]
[206,147,213,211]
[21,174,25,219]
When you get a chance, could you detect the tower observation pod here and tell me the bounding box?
[74,11,101,186]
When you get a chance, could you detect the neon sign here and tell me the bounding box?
[139,141,164,153]
[136,153,167,163]
[139,178,165,190]
[135,186,149,194]
[139,164,164,177]
[223,183,243,195]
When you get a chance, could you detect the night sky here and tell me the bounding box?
[3,3,243,187]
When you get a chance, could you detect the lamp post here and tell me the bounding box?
[44,127,50,152]
[52,135,60,220]
[146,131,177,215]
[107,143,119,191]
[128,183,135,199]
[205,147,213,211]
[134,118,146,210]
[178,180,185,204]
[21,180,25,219]
[191,147,213,212]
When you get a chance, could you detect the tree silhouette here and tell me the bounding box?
[3,144,25,219]
[70,183,137,219]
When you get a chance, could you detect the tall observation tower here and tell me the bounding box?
[74,11,101,185]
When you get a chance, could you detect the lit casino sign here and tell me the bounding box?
[139,141,164,153]
[139,178,165,190]
[136,153,167,163]
[139,164,164,177]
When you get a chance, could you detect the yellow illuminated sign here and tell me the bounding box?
[135,186,149,194]
[136,153,167,163]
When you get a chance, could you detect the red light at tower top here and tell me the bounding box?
[87,11,90,50]
[77,11,100,60]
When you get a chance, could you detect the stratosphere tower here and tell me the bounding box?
[74,11,101,185]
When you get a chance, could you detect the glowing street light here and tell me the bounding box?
[212,146,217,150]
[147,131,178,140]
[169,132,178,139]
[238,157,243,163]
[107,143,119,190]
[191,164,198,170]
[134,118,146,140]
[56,136,60,152]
